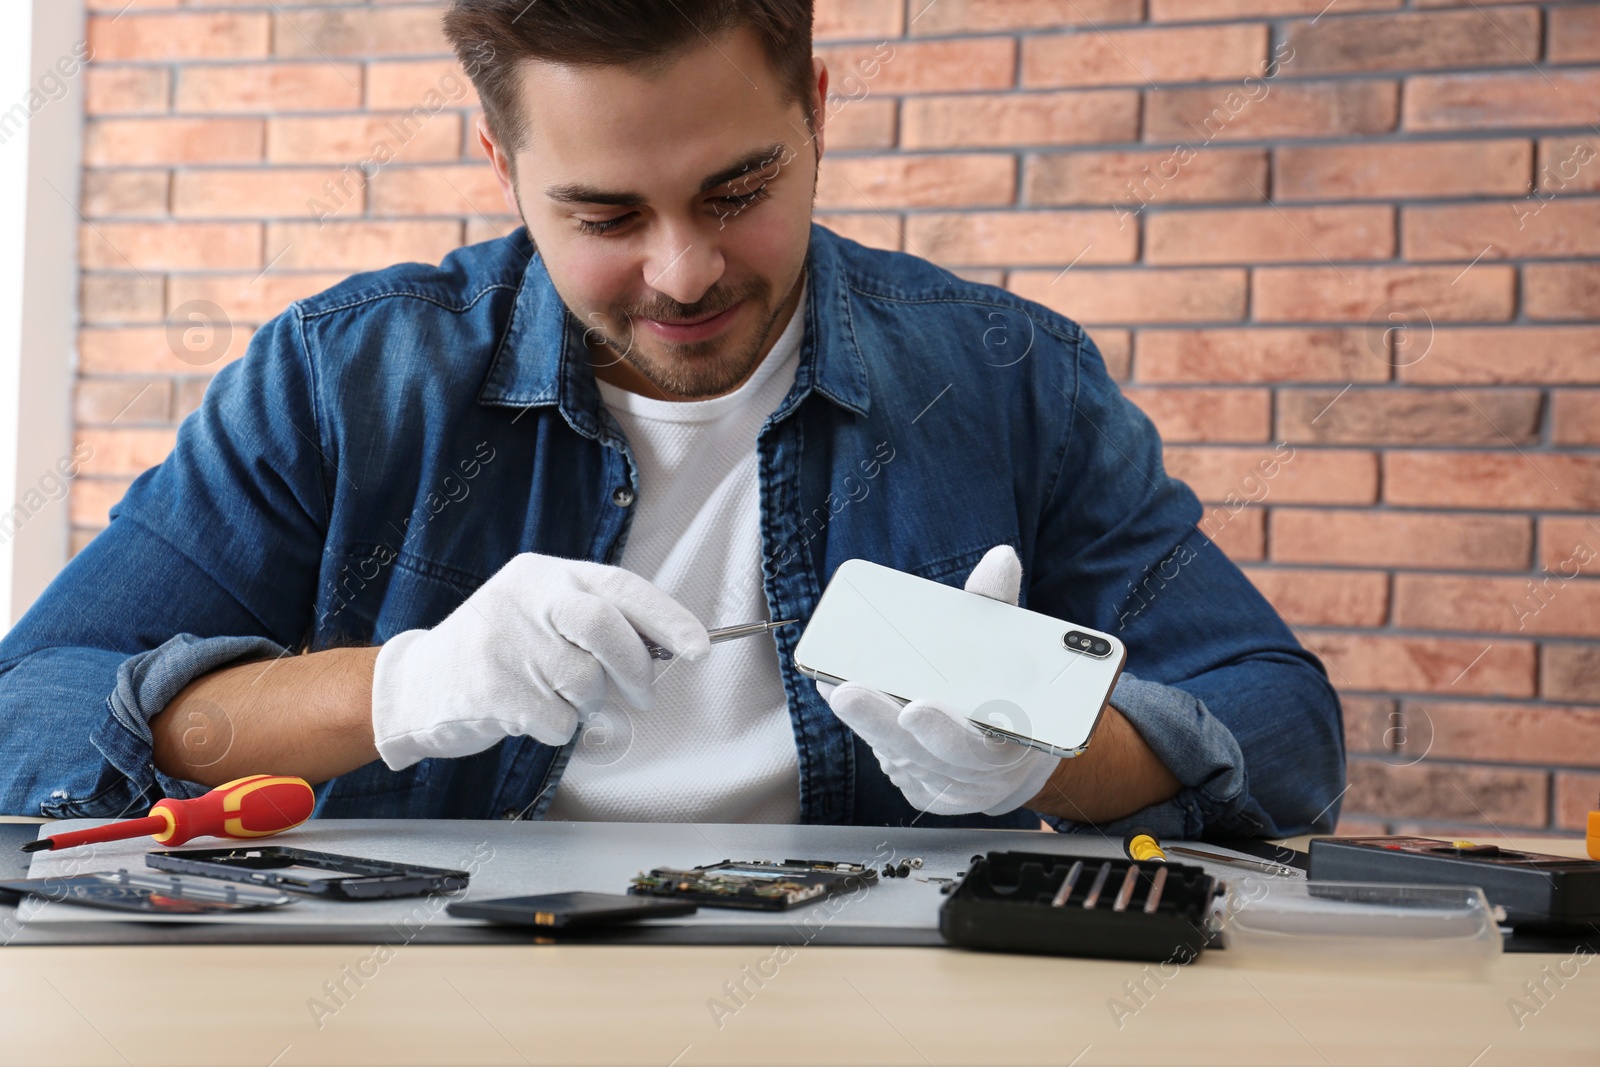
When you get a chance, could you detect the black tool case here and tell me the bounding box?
[1308,836,1600,931]
[939,850,1217,962]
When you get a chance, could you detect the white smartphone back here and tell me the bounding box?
[793,559,1126,758]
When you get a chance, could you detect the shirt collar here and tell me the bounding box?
[476,223,871,433]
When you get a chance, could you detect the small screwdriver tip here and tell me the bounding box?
[20,839,51,853]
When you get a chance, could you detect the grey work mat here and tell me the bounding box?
[0,819,1289,947]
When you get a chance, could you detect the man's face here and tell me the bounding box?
[481,26,826,400]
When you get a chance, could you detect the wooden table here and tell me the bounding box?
[1,828,1595,1066]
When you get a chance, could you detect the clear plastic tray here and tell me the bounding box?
[1216,880,1502,976]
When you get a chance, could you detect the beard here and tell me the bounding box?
[584,263,805,399]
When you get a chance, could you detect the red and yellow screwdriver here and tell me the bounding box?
[20,774,315,854]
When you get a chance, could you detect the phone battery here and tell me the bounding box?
[1308,837,1600,930]
[0,870,293,914]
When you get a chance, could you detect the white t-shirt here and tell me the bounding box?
[545,280,807,822]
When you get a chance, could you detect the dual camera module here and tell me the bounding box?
[1062,631,1112,658]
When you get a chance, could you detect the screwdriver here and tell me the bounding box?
[643,619,798,661]
[21,774,315,853]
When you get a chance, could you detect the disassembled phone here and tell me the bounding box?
[630,858,878,911]
[0,870,294,914]
[448,891,698,929]
[794,558,1127,757]
[144,846,469,900]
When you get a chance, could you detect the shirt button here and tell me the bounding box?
[500,807,519,820]
[611,486,636,507]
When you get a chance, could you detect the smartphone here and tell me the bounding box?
[448,892,698,929]
[793,558,1126,758]
[144,846,469,900]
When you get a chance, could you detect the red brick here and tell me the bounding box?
[815,0,903,39]
[1526,265,1600,321]
[263,221,462,272]
[1544,644,1600,702]
[1386,452,1600,511]
[912,0,1141,34]
[1124,388,1271,443]
[1093,329,1132,381]
[1271,509,1532,571]
[1397,575,1600,638]
[1405,71,1600,130]
[173,169,360,220]
[75,379,172,427]
[1555,772,1600,830]
[1253,266,1515,323]
[1408,700,1600,767]
[175,63,361,113]
[270,8,449,58]
[1136,329,1389,384]
[1023,25,1267,88]
[88,11,269,61]
[1276,387,1542,445]
[367,165,506,219]
[1165,445,1379,505]
[1026,148,1267,207]
[1149,0,1401,17]
[1346,761,1547,826]
[85,118,264,166]
[819,98,896,151]
[1537,518,1600,572]
[1552,392,1600,446]
[1200,507,1265,561]
[74,429,177,477]
[817,155,1015,209]
[166,273,349,326]
[70,479,134,528]
[1146,81,1398,142]
[1284,8,1541,74]
[464,217,524,247]
[1239,565,1389,627]
[1405,201,1600,260]
[901,91,1138,150]
[1537,137,1600,194]
[1400,328,1600,384]
[80,222,260,272]
[266,114,464,165]
[815,214,902,252]
[82,173,169,219]
[85,67,170,115]
[1274,140,1532,201]
[365,61,481,111]
[1009,268,1246,325]
[1147,205,1393,266]
[1549,5,1600,63]
[80,275,165,325]
[817,40,1015,95]
[904,211,1135,267]
[78,326,252,375]
[1313,632,1536,697]
[1346,697,1397,759]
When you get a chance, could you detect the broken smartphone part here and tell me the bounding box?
[144,846,469,900]
[629,858,878,911]
[0,869,294,914]
[448,891,699,929]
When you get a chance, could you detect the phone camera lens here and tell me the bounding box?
[1093,641,1108,654]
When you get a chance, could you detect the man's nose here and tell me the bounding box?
[643,221,726,308]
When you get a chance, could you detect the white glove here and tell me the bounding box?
[371,552,709,770]
[817,545,1060,816]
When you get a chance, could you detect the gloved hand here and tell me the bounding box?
[817,545,1060,816]
[371,552,709,770]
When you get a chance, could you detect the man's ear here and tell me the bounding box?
[810,56,828,161]
[476,115,522,217]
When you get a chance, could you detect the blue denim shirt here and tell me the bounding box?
[0,223,1344,838]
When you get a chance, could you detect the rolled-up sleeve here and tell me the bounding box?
[1027,327,1346,840]
[0,307,330,817]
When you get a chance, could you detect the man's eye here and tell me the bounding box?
[576,213,634,236]
[715,185,771,213]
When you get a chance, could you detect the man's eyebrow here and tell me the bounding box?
[542,142,791,207]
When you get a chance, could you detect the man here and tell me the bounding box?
[0,0,1343,838]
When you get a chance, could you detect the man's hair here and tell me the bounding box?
[443,0,817,154]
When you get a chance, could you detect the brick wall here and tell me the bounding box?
[74,0,1600,835]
